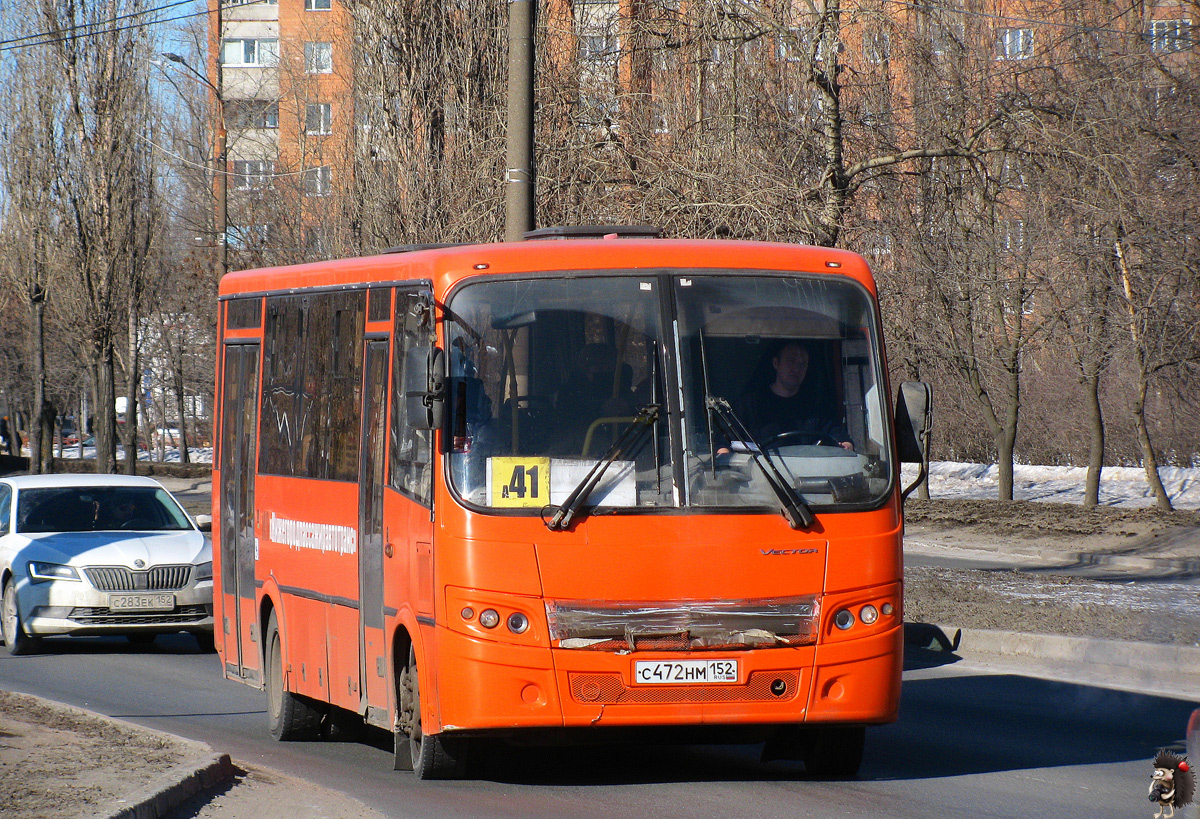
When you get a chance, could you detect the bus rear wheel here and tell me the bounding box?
[397,644,469,779]
[264,611,323,741]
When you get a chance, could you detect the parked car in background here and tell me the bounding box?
[0,474,213,654]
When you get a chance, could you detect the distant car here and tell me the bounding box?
[0,474,213,654]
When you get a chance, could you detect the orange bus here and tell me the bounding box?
[212,227,931,779]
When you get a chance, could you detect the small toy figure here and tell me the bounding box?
[1150,750,1194,819]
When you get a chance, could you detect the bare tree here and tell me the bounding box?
[37,0,163,473]
[0,5,65,473]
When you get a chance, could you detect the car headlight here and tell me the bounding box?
[194,562,213,582]
[28,562,81,583]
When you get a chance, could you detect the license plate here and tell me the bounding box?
[108,593,175,612]
[633,659,739,685]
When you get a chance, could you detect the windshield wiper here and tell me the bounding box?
[545,403,660,531]
[706,396,815,530]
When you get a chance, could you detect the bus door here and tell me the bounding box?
[359,339,389,715]
[219,342,261,683]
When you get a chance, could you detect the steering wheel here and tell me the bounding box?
[760,431,842,449]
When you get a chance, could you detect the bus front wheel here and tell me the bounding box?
[802,725,865,778]
[397,644,470,779]
[264,611,323,741]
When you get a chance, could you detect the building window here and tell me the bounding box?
[226,224,271,249]
[221,38,279,67]
[1146,19,1192,53]
[1001,218,1025,253]
[233,160,274,190]
[865,30,891,63]
[305,0,332,9]
[304,42,333,74]
[304,227,329,254]
[226,100,278,129]
[304,165,332,196]
[928,19,965,55]
[305,103,332,135]
[996,28,1033,59]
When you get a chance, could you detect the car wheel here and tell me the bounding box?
[2,581,39,656]
[264,611,323,740]
[398,644,469,779]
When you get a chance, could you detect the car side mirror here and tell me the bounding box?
[405,346,445,431]
[194,514,213,533]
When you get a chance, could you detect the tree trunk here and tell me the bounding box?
[94,341,118,474]
[28,292,47,474]
[1082,372,1104,507]
[173,363,190,464]
[1116,238,1172,511]
[123,305,140,474]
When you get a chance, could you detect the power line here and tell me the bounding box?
[0,0,275,55]
[0,0,196,50]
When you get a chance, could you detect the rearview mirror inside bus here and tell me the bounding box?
[894,380,932,464]
[405,346,445,430]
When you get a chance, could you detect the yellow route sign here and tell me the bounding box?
[488,457,551,508]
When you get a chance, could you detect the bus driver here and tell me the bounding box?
[728,340,853,451]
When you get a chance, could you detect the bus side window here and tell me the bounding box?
[390,291,435,506]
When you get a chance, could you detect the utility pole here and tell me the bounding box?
[214,0,228,276]
[504,0,535,242]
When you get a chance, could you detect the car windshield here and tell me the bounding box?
[444,270,893,515]
[16,486,194,534]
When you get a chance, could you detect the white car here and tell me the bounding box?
[0,474,214,654]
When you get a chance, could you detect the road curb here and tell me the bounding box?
[923,624,1200,697]
[11,694,238,819]
[90,751,235,819]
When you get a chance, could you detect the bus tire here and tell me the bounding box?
[2,580,39,656]
[398,644,469,779]
[264,611,323,741]
[802,725,865,778]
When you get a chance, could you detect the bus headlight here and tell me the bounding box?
[859,604,879,625]
[479,609,501,629]
[507,612,529,634]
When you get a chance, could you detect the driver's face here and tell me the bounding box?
[772,345,809,393]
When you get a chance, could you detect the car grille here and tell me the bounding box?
[68,604,211,625]
[84,565,193,591]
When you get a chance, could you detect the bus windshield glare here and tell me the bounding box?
[444,271,893,514]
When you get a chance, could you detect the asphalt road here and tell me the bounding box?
[1,634,1192,819]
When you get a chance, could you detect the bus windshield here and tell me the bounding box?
[444,271,892,514]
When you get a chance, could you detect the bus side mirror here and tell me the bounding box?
[405,346,445,430]
[895,381,932,501]
[895,381,932,464]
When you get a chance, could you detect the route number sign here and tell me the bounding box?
[488,457,551,508]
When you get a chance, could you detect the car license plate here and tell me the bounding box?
[108,593,175,612]
[633,659,739,685]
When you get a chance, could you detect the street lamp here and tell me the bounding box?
[161,52,228,278]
